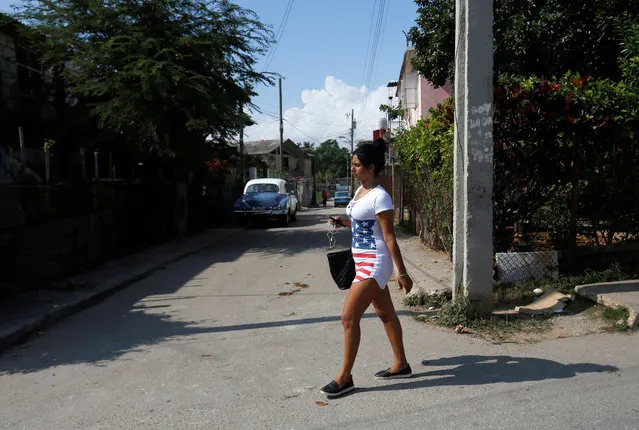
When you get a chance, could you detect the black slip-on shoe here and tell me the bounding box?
[320,379,355,398]
[374,364,413,380]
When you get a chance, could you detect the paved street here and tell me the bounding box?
[1,207,639,429]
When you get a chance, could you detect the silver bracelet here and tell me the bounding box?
[398,273,410,278]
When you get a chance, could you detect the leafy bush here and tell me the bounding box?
[437,288,470,327]
[556,262,630,293]
[493,73,639,249]
[393,99,454,252]
[394,71,639,255]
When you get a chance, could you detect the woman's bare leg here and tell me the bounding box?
[334,279,381,385]
[371,285,408,372]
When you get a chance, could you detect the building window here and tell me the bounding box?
[15,45,44,98]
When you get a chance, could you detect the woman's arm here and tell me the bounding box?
[377,210,413,293]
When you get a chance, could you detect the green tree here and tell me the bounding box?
[379,102,404,121]
[618,15,639,88]
[408,0,639,87]
[314,139,349,181]
[14,0,274,166]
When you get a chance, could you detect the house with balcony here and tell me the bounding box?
[396,49,452,128]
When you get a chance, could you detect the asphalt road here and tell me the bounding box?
[1,206,639,429]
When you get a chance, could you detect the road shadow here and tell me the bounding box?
[0,206,403,375]
[0,265,415,375]
[356,355,618,393]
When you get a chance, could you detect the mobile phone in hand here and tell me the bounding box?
[330,216,344,227]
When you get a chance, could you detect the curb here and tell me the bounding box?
[0,228,243,353]
[575,281,639,328]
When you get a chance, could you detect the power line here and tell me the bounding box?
[284,119,352,144]
[366,0,385,89]
[262,0,295,72]
[362,0,379,86]
[357,0,388,111]
[284,118,328,143]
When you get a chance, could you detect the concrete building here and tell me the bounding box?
[243,139,312,180]
[242,139,314,206]
[1,14,54,183]
[396,49,452,128]
[0,14,48,113]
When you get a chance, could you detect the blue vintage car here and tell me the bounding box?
[333,190,352,207]
[233,178,298,226]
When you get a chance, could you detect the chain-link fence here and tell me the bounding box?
[494,250,559,284]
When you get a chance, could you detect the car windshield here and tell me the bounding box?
[335,191,350,197]
[246,183,280,193]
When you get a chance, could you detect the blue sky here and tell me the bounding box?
[0,0,419,145]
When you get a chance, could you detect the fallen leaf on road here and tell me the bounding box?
[315,401,328,406]
[279,291,293,296]
[294,282,309,289]
[455,324,471,334]
[201,354,213,357]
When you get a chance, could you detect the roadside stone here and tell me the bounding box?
[406,286,426,306]
[424,288,452,308]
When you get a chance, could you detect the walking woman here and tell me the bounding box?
[321,138,413,398]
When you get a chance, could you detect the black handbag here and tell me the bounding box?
[327,249,355,290]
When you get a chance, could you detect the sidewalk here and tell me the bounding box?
[393,227,453,293]
[0,227,243,353]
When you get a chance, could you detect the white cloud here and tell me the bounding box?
[243,76,392,148]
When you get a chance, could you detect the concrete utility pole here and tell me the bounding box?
[452,0,494,316]
[279,78,284,179]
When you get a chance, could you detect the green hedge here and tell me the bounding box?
[394,73,639,254]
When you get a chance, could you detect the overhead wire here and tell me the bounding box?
[284,119,351,144]
[354,0,388,120]
[365,0,386,91]
[262,0,295,73]
[361,0,379,86]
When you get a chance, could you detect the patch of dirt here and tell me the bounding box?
[389,227,615,343]
[394,286,610,344]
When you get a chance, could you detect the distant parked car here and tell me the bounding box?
[233,178,298,226]
[333,191,351,207]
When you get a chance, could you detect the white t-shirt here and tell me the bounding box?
[345,185,394,257]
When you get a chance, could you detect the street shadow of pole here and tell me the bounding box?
[357,355,618,393]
